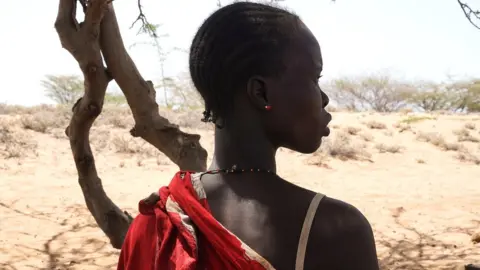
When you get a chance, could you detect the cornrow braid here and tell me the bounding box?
[189,2,300,126]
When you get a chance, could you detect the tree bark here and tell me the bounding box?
[99,4,208,171]
[54,0,207,249]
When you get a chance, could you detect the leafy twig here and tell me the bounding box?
[130,0,158,37]
[457,0,480,30]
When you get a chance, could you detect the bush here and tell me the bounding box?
[0,120,38,158]
[365,120,387,130]
[315,131,371,161]
[375,143,403,153]
[416,132,464,151]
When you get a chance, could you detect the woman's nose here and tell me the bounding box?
[321,90,329,108]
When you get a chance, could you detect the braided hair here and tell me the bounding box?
[189,2,300,126]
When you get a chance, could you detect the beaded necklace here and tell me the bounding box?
[200,165,275,176]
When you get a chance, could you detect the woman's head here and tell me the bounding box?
[189,2,331,154]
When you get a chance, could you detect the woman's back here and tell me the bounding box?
[201,172,378,269]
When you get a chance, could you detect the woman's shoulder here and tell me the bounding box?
[307,196,379,269]
[316,196,369,226]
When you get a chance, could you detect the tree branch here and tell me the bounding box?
[55,0,133,249]
[99,3,208,172]
[130,0,159,37]
[457,0,480,30]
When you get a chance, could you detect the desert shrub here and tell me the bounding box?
[315,131,371,161]
[464,122,476,130]
[20,111,68,133]
[365,120,387,130]
[375,143,403,153]
[90,128,111,150]
[111,135,158,157]
[394,123,412,133]
[383,130,393,136]
[455,149,480,165]
[0,120,38,158]
[359,132,374,142]
[96,106,133,128]
[454,128,479,143]
[102,114,132,129]
[344,126,362,136]
[416,132,463,151]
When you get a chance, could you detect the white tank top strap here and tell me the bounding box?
[295,193,325,270]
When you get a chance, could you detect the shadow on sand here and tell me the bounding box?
[377,207,479,270]
[0,201,478,269]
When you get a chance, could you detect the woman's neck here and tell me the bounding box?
[209,124,277,173]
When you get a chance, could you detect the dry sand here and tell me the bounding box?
[1,108,479,269]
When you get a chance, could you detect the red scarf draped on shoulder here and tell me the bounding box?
[117,171,273,270]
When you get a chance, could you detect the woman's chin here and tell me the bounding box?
[291,139,323,154]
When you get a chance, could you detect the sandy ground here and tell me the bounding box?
[1,111,479,270]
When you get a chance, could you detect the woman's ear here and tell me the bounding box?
[246,76,270,110]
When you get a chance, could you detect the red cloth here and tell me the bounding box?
[117,171,271,270]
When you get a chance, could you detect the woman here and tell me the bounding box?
[118,2,379,270]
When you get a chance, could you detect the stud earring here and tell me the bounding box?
[265,105,272,111]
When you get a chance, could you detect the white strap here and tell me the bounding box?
[295,193,324,270]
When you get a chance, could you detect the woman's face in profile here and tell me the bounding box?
[263,22,331,154]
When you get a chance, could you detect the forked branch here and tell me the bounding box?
[55,0,208,249]
[99,3,208,172]
[55,0,133,249]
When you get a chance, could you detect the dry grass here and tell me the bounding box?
[1,104,478,169]
[344,126,362,136]
[416,132,464,151]
[454,128,480,143]
[359,132,374,142]
[464,122,476,130]
[0,119,38,158]
[96,107,134,128]
[312,131,372,163]
[1,105,480,270]
[393,122,412,133]
[416,158,426,164]
[111,135,158,157]
[456,150,480,165]
[365,120,387,129]
[400,115,435,124]
[90,128,112,150]
[383,130,394,137]
[375,143,403,154]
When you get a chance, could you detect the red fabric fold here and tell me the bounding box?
[117,171,270,270]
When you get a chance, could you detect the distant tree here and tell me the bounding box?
[448,79,480,112]
[406,79,480,112]
[165,73,204,110]
[104,91,128,105]
[406,82,457,112]
[41,75,83,105]
[466,80,480,112]
[42,74,127,105]
[325,74,414,112]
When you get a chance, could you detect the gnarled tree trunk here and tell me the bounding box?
[54,0,207,249]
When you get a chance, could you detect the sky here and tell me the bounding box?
[1,0,479,106]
